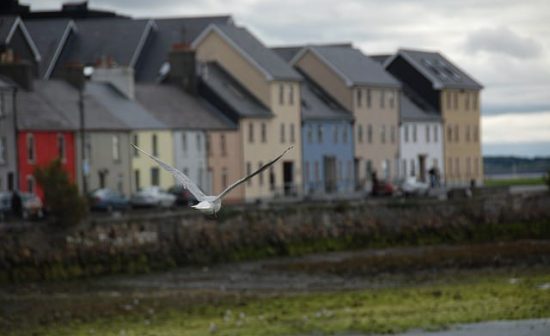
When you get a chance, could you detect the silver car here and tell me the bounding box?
[130,186,176,208]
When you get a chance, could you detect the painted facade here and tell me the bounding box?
[399,122,444,182]
[194,25,303,201]
[17,131,76,199]
[206,130,244,202]
[302,121,355,195]
[0,83,17,192]
[173,130,209,194]
[131,130,174,192]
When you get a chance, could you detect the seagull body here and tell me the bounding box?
[132,145,293,215]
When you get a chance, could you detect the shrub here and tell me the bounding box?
[34,159,88,229]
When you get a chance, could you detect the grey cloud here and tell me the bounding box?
[465,26,543,59]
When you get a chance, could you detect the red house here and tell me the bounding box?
[17,131,76,200]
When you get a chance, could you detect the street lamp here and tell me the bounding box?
[79,66,94,195]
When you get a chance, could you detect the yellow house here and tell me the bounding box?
[193,24,303,201]
[130,131,174,192]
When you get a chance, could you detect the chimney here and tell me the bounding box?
[168,43,197,94]
[62,62,85,90]
[91,65,135,99]
[0,54,33,90]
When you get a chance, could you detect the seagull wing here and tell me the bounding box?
[214,146,294,201]
[132,144,207,201]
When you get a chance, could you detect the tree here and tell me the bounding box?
[34,160,88,229]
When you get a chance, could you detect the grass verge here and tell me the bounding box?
[7,268,550,336]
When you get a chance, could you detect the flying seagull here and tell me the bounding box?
[132,144,293,215]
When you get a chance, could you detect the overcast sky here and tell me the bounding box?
[22,0,550,156]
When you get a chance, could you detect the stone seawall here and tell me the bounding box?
[1,193,550,283]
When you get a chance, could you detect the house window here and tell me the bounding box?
[466,125,471,142]
[381,125,386,144]
[410,159,416,177]
[181,132,187,153]
[455,157,460,177]
[152,134,158,156]
[465,92,471,110]
[358,124,363,143]
[261,123,267,143]
[279,83,284,105]
[454,125,459,142]
[434,125,439,142]
[304,161,309,184]
[446,91,451,110]
[206,134,211,156]
[367,124,373,144]
[380,89,385,109]
[356,89,362,107]
[269,166,275,191]
[280,123,285,143]
[133,134,139,156]
[426,125,430,143]
[453,91,458,110]
[248,123,254,143]
[27,133,35,163]
[27,175,35,193]
[343,125,348,144]
[366,89,372,108]
[258,162,264,186]
[473,93,478,110]
[196,133,202,151]
[412,124,417,143]
[220,134,226,156]
[447,126,452,143]
[112,135,120,162]
[317,125,323,143]
[0,136,6,164]
[246,162,252,186]
[57,133,66,161]
[151,167,160,186]
[290,123,295,143]
[222,167,228,189]
[289,85,294,105]
[333,125,338,143]
[389,90,395,109]
[134,170,140,190]
[474,125,479,142]
[404,125,409,143]
[307,125,313,144]
[475,157,480,176]
[466,157,471,177]
[390,125,396,144]
[314,161,319,182]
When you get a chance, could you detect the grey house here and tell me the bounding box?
[0,77,17,192]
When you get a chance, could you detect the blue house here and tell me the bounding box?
[300,76,355,196]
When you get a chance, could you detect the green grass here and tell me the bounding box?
[10,270,550,336]
[484,177,545,187]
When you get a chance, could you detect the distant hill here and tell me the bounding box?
[484,156,550,175]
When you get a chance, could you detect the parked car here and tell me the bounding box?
[88,188,130,212]
[0,191,44,219]
[168,185,198,206]
[371,180,396,197]
[130,186,176,208]
[399,177,430,196]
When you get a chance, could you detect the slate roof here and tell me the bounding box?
[299,72,353,122]
[297,45,400,88]
[136,16,232,82]
[59,18,154,67]
[194,24,301,81]
[400,87,441,123]
[24,19,75,78]
[198,62,272,119]
[369,54,391,65]
[135,83,236,130]
[271,43,353,63]
[390,49,483,90]
[16,79,166,131]
[0,16,18,42]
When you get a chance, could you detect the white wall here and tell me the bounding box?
[173,130,209,194]
[399,121,444,182]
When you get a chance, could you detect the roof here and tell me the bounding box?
[17,79,166,131]
[24,19,76,78]
[135,83,236,130]
[294,45,400,88]
[193,24,301,81]
[59,18,155,67]
[271,43,353,63]
[400,87,441,122]
[299,71,353,122]
[199,62,272,119]
[85,81,166,130]
[0,15,41,61]
[387,49,483,90]
[135,16,232,82]
[369,54,391,65]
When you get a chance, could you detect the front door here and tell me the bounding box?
[418,155,427,182]
[283,161,294,196]
[323,156,337,193]
[7,172,14,191]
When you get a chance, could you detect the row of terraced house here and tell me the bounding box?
[0,3,483,203]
